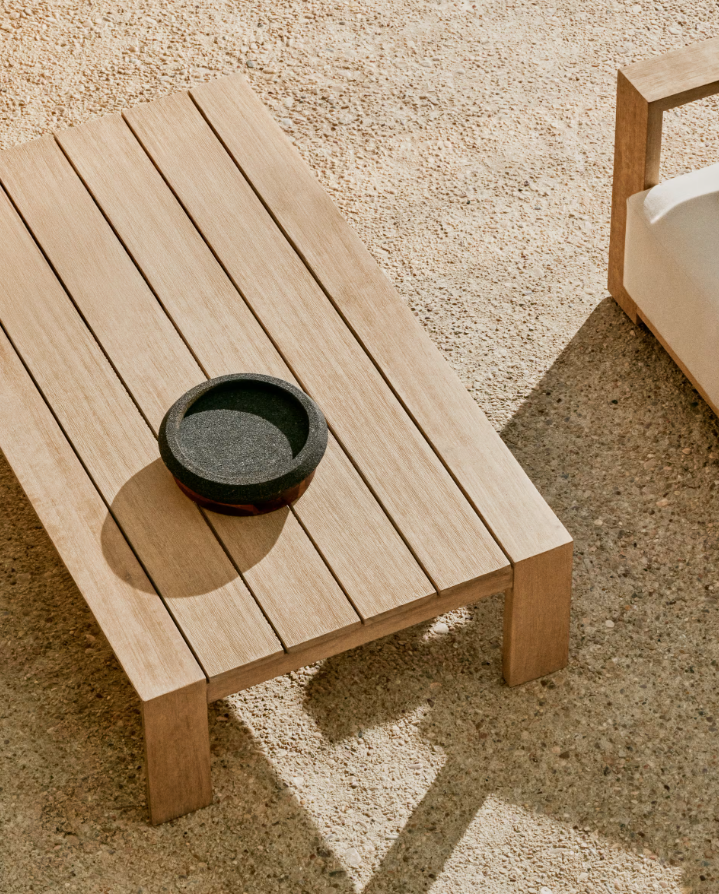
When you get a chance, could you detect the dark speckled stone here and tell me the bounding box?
[159,374,328,507]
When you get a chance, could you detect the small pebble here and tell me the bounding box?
[343,848,361,869]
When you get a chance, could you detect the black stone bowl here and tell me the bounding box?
[159,373,328,516]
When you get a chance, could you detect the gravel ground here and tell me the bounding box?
[3,0,719,892]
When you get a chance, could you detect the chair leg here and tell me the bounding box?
[610,285,640,324]
[502,541,573,687]
[141,680,213,824]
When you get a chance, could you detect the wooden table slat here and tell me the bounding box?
[56,114,436,623]
[0,135,361,654]
[0,324,205,703]
[0,181,282,680]
[192,74,572,565]
[124,92,510,598]
[0,136,201,433]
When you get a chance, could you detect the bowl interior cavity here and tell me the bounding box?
[179,380,309,481]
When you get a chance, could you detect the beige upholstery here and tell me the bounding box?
[625,163,719,409]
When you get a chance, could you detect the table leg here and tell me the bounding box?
[502,541,573,686]
[141,679,213,824]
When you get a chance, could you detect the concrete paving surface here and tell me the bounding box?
[3,0,719,891]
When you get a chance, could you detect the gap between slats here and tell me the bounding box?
[53,113,444,616]
[0,175,294,666]
[0,239,211,681]
[184,90,508,546]
[119,95,508,598]
[118,106,442,599]
[40,137,356,644]
[50,127,435,625]
[0,135,372,657]
[190,75,571,561]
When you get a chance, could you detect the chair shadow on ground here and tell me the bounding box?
[4,297,719,893]
[298,297,719,892]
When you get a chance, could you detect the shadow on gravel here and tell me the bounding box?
[0,460,357,894]
[4,298,719,894]
[303,297,719,893]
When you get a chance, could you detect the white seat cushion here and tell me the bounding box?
[625,162,719,409]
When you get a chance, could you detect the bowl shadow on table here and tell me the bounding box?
[0,446,357,893]
[100,457,291,595]
[300,298,719,893]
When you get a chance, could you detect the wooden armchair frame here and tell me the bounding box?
[609,36,719,323]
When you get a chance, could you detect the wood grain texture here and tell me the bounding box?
[56,114,435,622]
[0,80,577,828]
[0,324,205,704]
[0,133,360,656]
[0,137,196,433]
[0,181,282,679]
[608,71,662,322]
[190,75,572,567]
[125,92,510,597]
[289,437,434,620]
[204,506,360,650]
[142,679,212,824]
[502,541,573,687]
[622,34,719,109]
[208,560,513,701]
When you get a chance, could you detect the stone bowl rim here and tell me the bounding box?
[158,373,328,505]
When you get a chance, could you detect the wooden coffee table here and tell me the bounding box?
[0,75,572,824]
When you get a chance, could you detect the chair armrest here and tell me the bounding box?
[623,35,719,109]
[608,36,719,321]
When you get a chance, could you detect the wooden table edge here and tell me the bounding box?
[206,563,513,701]
[0,325,213,823]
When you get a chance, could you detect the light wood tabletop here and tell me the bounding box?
[0,74,572,823]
